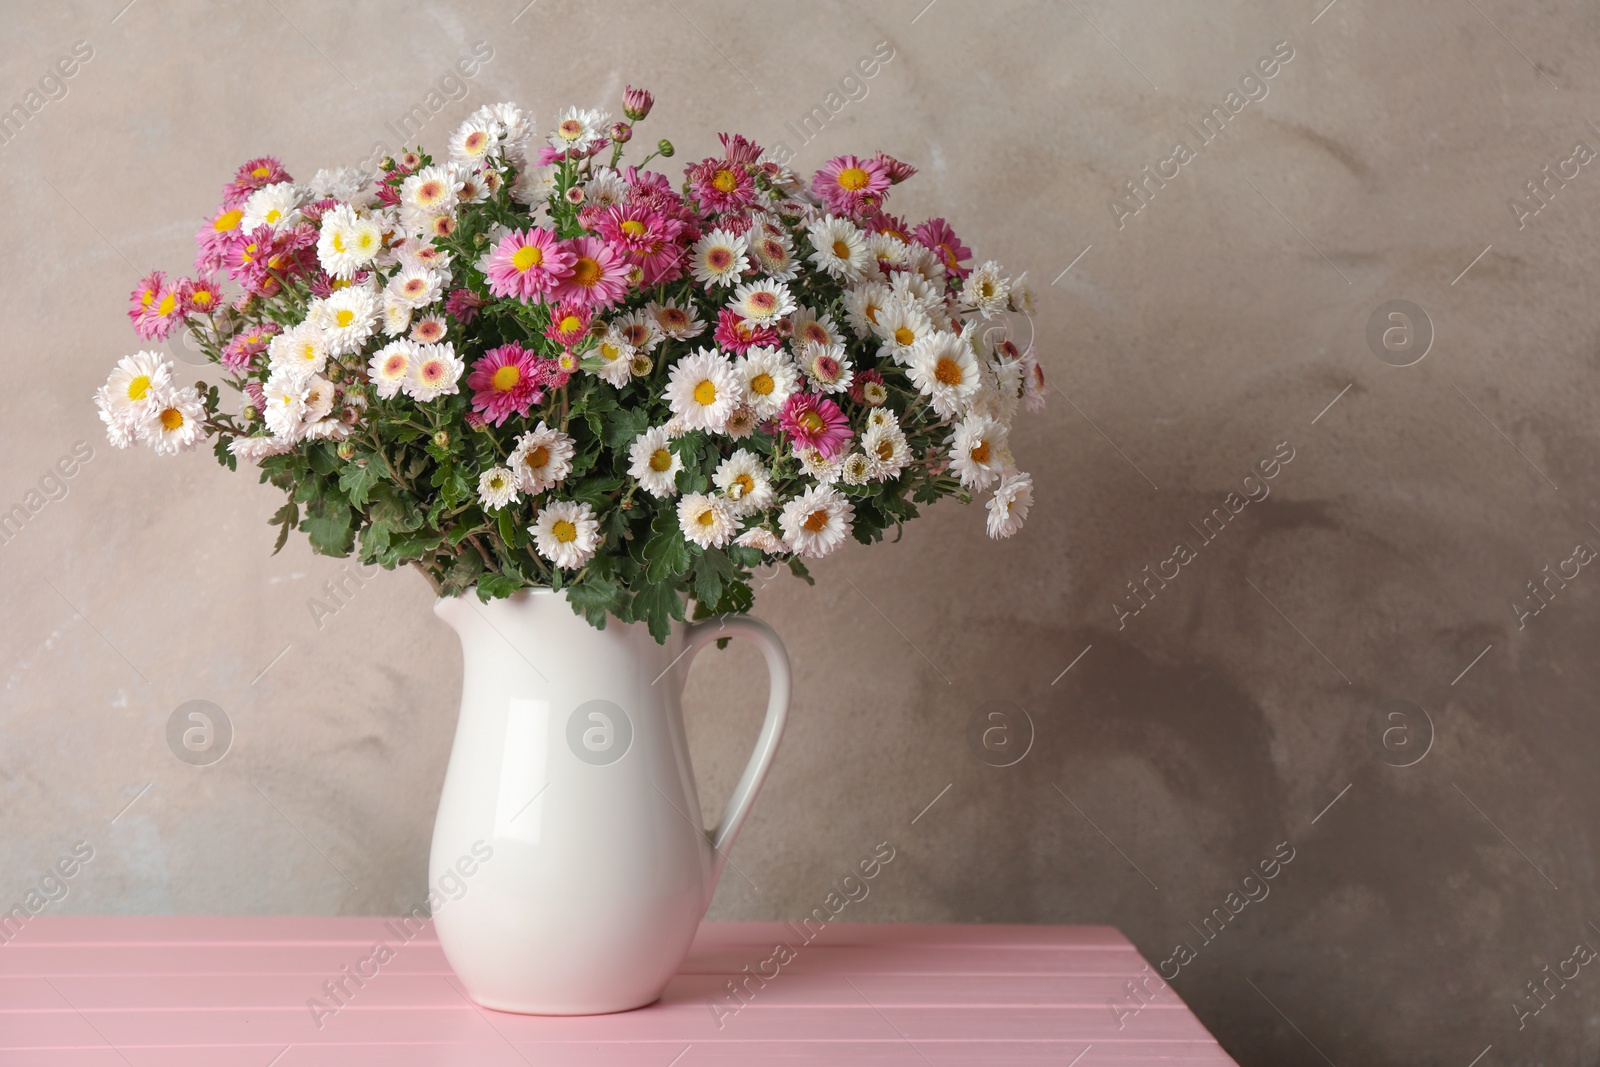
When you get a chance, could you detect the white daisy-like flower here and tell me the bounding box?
[382,293,413,338]
[646,298,706,340]
[986,473,1033,539]
[315,287,381,356]
[610,309,663,352]
[961,260,1011,317]
[949,414,1008,491]
[712,450,775,517]
[316,204,384,280]
[241,181,302,233]
[690,228,750,288]
[734,346,797,421]
[583,167,629,210]
[229,435,294,463]
[410,313,449,344]
[873,300,934,364]
[800,342,853,394]
[839,452,872,486]
[387,266,444,311]
[262,370,308,439]
[779,484,855,558]
[889,270,948,324]
[795,446,842,485]
[628,425,682,498]
[401,165,458,216]
[449,116,501,165]
[735,526,786,554]
[591,331,637,388]
[722,404,758,439]
[310,167,375,205]
[729,278,795,324]
[665,347,741,432]
[478,466,520,510]
[136,386,207,455]
[508,421,575,494]
[906,330,981,419]
[531,499,600,569]
[843,281,893,339]
[268,322,328,382]
[100,351,173,422]
[454,164,494,205]
[1008,271,1037,315]
[789,306,841,351]
[678,492,736,549]
[861,420,911,481]
[806,215,869,280]
[395,237,453,275]
[549,106,609,152]
[301,375,336,426]
[866,232,911,275]
[747,226,798,280]
[96,390,136,448]
[403,342,464,402]
[511,163,559,207]
[470,101,533,154]
[860,379,889,406]
[368,341,415,399]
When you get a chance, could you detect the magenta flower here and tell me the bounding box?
[713,308,777,355]
[485,227,573,303]
[811,154,890,216]
[551,236,629,310]
[222,323,279,374]
[223,156,290,209]
[623,85,654,121]
[127,270,165,327]
[468,344,543,426]
[445,288,485,325]
[194,205,247,274]
[543,301,591,349]
[873,152,918,184]
[913,217,973,279]
[131,275,183,341]
[781,392,852,458]
[179,277,223,316]
[595,204,686,286]
[687,156,755,214]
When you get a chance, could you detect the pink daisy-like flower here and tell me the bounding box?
[551,236,629,309]
[468,343,543,426]
[195,206,247,274]
[222,322,279,374]
[595,204,686,286]
[484,228,572,303]
[127,270,166,327]
[865,211,913,242]
[718,132,764,165]
[544,301,592,348]
[780,392,852,458]
[623,85,654,121]
[132,276,184,341]
[687,156,755,215]
[714,308,777,355]
[179,277,224,316]
[410,315,447,344]
[445,288,485,324]
[873,152,918,184]
[224,156,291,209]
[537,356,573,393]
[913,217,973,279]
[812,155,891,216]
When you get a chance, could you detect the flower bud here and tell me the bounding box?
[565,186,586,205]
[609,121,632,144]
[623,86,654,121]
[241,405,259,421]
[326,363,344,383]
[432,430,450,449]
[336,441,356,460]
[656,139,675,158]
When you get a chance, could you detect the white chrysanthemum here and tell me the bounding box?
[387,266,444,311]
[454,164,494,205]
[262,371,308,439]
[135,387,205,456]
[628,425,682,498]
[508,421,575,494]
[401,165,458,216]
[241,181,302,233]
[866,232,911,275]
[403,342,464,402]
[610,309,663,352]
[839,452,872,486]
[800,342,853,394]
[747,227,798,281]
[734,346,797,422]
[961,260,1011,317]
[986,473,1033,539]
[906,330,981,419]
[478,466,520,510]
[101,351,173,421]
[230,435,294,463]
[950,414,1008,491]
[583,167,629,210]
[723,404,758,440]
[678,492,736,549]
[96,388,136,448]
[315,287,381,356]
[549,106,609,152]
[806,215,869,280]
[591,332,637,388]
[779,484,855,558]
[665,347,741,432]
[511,163,559,207]
[470,101,533,155]
[310,167,375,205]
[531,499,600,569]
[861,420,911,481]
[795,446,842,485]
[317,204,384,279]
[713,450,775,517]
[268,322,328,382]
[690,228,750,288]
[843,281,892,339]
[789,306,841,351]
[647,298,706,340]
[368,341,416,399]
[735,526,786,554]
[382,294,413,338]
[1020,345,1048,412]
[450,116,501,165]
[301,375,336,426]
[873,300,934,364]
[729,278,795,324]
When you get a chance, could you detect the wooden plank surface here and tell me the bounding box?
[0,918,1236,1065]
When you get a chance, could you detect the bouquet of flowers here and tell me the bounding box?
[95,88,1043,639]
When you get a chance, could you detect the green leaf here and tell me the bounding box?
[603,406,651,451]
[566,574,625,629]
[643,510,693,583]
[787,556,816,586]
[693,548,736,609]
[338,461,383,508]
[631,582,684,643]
[476,572,523,601]
[302,499,355,556]
[268,499,298,556]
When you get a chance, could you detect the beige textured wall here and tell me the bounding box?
[3,0,1597,1061]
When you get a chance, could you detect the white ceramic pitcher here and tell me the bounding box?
[428,588,790,1015]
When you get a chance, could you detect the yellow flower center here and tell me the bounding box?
[693,380,717,405]
[552,519,577,543]
[330,233,347,252]
[934,357,963,386]
[558,119,583,141]
[154,293,178,317]
[875,439,895,461]
[864,303,880,325]
[511,244,544,271]
[750,372,774,396]
[356,232,375,251]
[732,473,754,496]
[335,309,355,328]
[524,445,549,469]
[799,411,824,434]
[697,509,717,526]
[831,239,851,259]
[621,219,647,238]
[265,208,282,224]
[712,168,739,194]
[127,375,151,400]
[971,441,991,464]
[492,365,521,392]
[571,257,602,287]
[649,448,673,472]
[214,209,243,232]
[160,407,184,431]
[600,342,621,362]
[191,290,213,307]
[803,509,829,532]
[559,315,582,334]
[894,326,915,346]
[251,166,270,179]
[836,167,870,190]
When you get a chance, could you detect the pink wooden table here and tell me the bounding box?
[1,918,1236,1065]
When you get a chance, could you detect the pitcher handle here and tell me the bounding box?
[681,614,791,893]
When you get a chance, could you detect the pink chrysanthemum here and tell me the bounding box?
[811,155,891,216]
[780,392,853,459]
[913,217,973,279]
[687,156,755,214]
[131,275,184,341]
[543,301,592,348]
[485,227,572,303]
[222,322,279,374]
[445,288,485,324]
[179,277,224,316]
[595,204,686,286]
[873,152,918,184]
[224,156,291,209]
[468,343,543,426]
[713,308,778,355]
[848,368,885,405]
[866,211,912,242]
[551,236,629,309]
[195,206,247,274]
[128,270,165,325]
[537,357,573,393]
[623,85,654,121]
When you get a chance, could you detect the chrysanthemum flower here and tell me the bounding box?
[221,323,278,374]
[735,526,785,554]
[241,182,303,233]
[906,331,981,419]
[388,266,444,311]
[478,466,520,510]
[874,300,933,364]
[368,340,416,399]
[224,156,291,209]
[790,306,840,351]
[99,352,173,429]
[544,301,592,348]
[950,413,1008,491]
[403,342,464,402]
[780,392,852,458]
[665,347,741,433]
[628,425,682,498]
[468,343,542,426]
[986,473,1033,539]
[811,155,890,216]
[315,287,381,355]
[549,106,610,153]
[779,484,855,558]
[196,208,246,274]
[801,342,853,394]
[179,277,222,316]
[508,421,575,495]
[445,288,485,325]
[806,216,869,280]
[960,261,1011,317]
[713,449,774,517]
[913,217,973,279]
[551,236,629,309]
[729,278,795,325]
[861,419,910,481]
[690,228,750,288]
[646,298,705,341]
[678,492,736,549]
[485,227,573,303]
[843,281,891,338]
[410,314,447,344]
[316,204,384,279]
[713,308,778,355]
[133,278,185,341]
[137,386,207,455]
[623,85,654,121]
[531,499,600,569]
[735,346,798,422]
[687,156,755,214]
